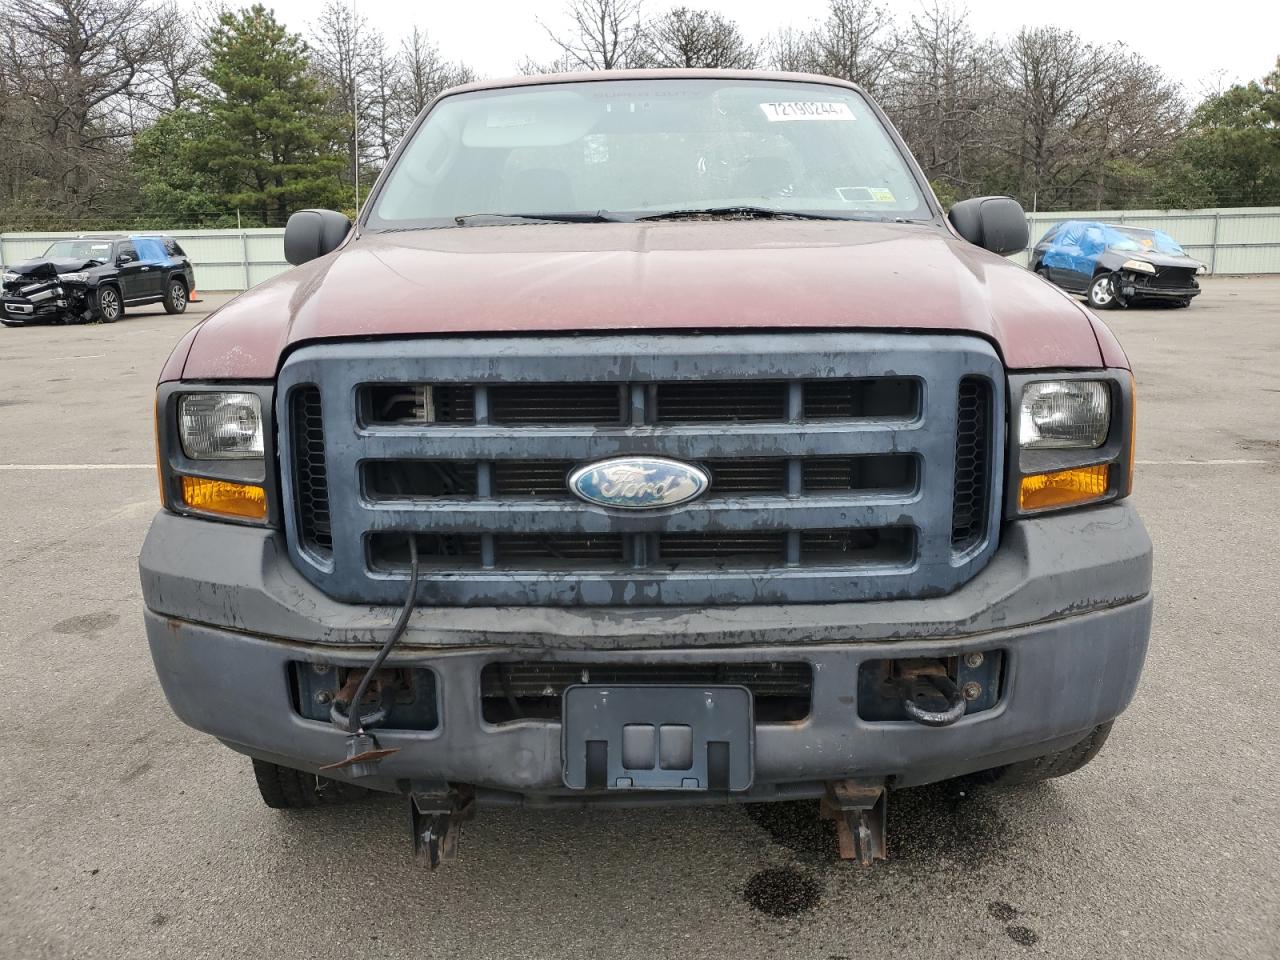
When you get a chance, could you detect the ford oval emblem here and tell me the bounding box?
[568,456,709,510]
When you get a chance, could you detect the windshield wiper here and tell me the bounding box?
[453,211,620,225]
[633,206,872,222]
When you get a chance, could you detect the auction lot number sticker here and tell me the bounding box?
[760,101,855,121]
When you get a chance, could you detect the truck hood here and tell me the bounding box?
[177,220,1110,379]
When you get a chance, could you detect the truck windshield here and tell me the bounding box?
[367,78,931,228]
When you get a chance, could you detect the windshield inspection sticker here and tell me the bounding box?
[760,101,854,122]
[836,186,896,203]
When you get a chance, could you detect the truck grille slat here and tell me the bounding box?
[951,376,992,552]
[290,386,332,556]
[802,378,919,419]
[489,384,624,425]
[654,381,789,422]
[280,334,1004,606]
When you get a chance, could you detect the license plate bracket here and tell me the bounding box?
[562,684,753,791]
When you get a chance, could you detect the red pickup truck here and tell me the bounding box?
[141,70,1151,867]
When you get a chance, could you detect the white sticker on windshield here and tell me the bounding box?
[486,109,536,128]
[760,101,854,122]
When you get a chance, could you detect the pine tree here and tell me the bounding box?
[193,5,347,224]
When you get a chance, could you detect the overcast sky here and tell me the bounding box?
[253,0,1277,98]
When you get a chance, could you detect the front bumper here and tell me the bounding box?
[2,282,87,323]
[1119,275,1200,301]
[141,504,1153,801]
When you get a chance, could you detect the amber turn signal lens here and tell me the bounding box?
[1019,464,1110,512]
[180,476,267,520]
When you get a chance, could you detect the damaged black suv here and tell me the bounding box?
[1,235,195,327]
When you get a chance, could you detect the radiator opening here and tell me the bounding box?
[480,661,812,724]
[802,377,920,419]
[362,383,476,425]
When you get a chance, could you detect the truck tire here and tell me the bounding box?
[986,721,1114,786]
[163,277,188,314]
[251,758,373,809]
[95,285,123,322]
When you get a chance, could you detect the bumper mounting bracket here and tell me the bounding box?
[821,779,888,866]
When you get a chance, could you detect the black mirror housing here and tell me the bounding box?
[284,209,353,266]
[948,196,1029,256]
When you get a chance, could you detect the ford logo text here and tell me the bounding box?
[567,457,710,510]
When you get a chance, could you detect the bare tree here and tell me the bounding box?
[889,2,1000,194]
[765,25,821,74]
[994,26,1118,207]
[809,0,899,95]
[366,44,401,167]
[517,54,577,75]
[540,0,649,71]
[309,0,383,184]
[763,0,897,92]
[396,26,475,119]
[2,0,161,217]
[143,1,205,111]
[647,7,756,69]
[1085,49,1186,207]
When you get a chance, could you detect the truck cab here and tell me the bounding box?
[140,71,1151,866]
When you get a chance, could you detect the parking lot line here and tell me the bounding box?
[0,463,154,470]
[1141,463,1269,471]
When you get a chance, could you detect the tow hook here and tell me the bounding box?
[409,782,475,869]
[821,779,888,866]
[328,669,393,731]
[318,732,399,779]
[319,670,401,778]
[898,661,967,727]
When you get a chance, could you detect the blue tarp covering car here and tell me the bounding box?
[1030,220,1203,309]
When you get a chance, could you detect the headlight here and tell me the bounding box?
[1,271,18,283]
[179,392,264,459]
[1121,259,1156,275]
[1007,373,1134,517]
[1019,380,1110,449]
[59,271,90,283]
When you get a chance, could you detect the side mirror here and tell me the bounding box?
[284,209,353,266]
[117,254,134,265]
[948,196,1029,256]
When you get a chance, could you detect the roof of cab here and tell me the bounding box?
[439,68,863,100]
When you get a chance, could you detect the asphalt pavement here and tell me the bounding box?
[1,281,1277,959]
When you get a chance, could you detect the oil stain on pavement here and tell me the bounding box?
[739,779,1017,919]
[51,611,119,634]
[741,867,823,917]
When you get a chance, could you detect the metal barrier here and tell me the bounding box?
[0,228,289,293]
[3,208,1279,291]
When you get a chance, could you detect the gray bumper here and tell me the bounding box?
[140,504,1152,799]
